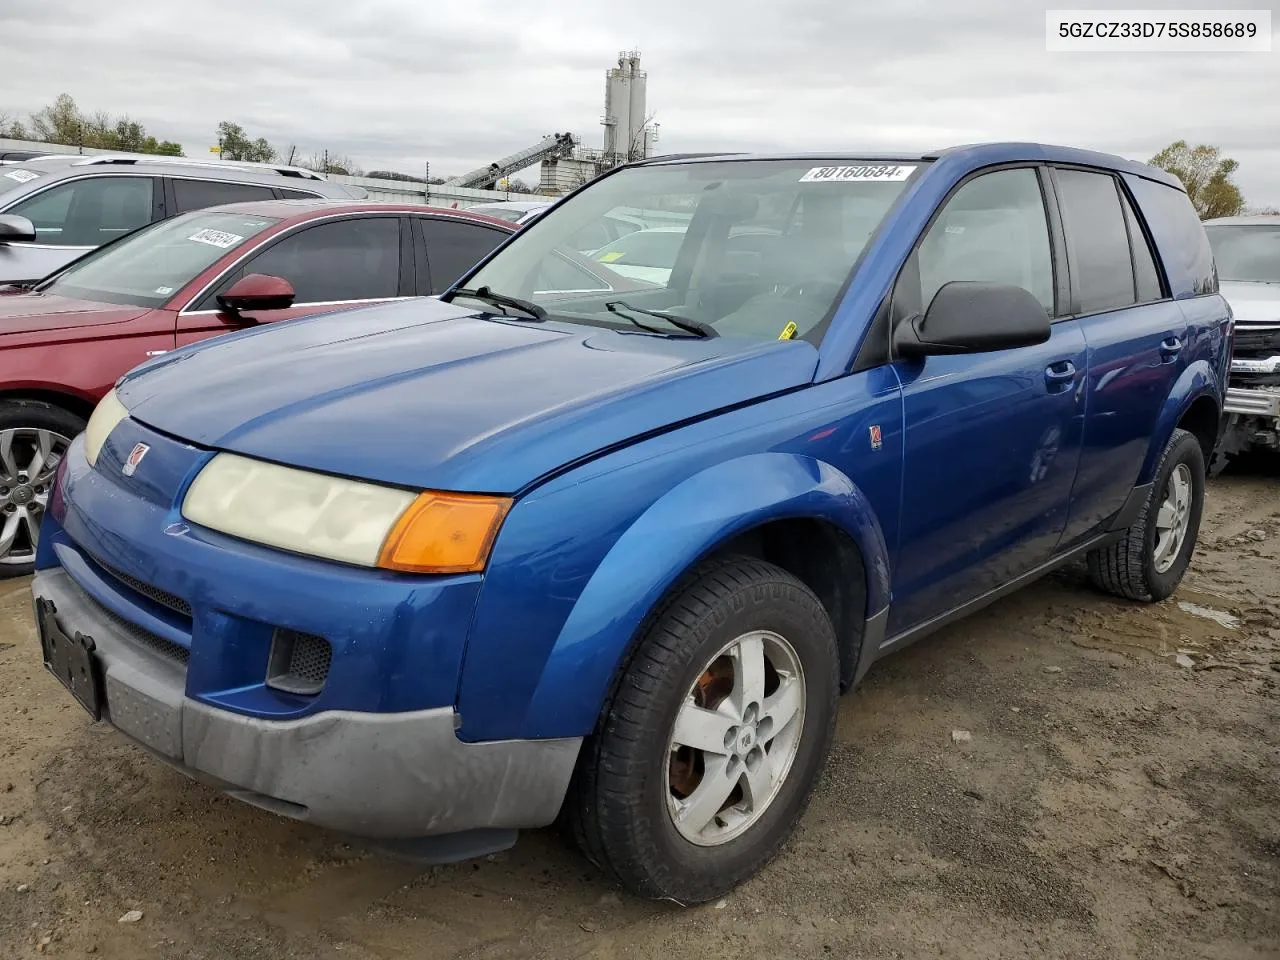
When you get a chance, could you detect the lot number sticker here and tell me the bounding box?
[187,229,244,249]
[799,164,916,183]
[3,169,40,184]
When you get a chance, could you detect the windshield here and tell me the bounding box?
[1205,224,1280,283]
[37,210,280,307]
[0,165,46,199]
[477,207,528,223]
[454,159,921,342]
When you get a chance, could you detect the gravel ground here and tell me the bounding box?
[1,463,1276,959]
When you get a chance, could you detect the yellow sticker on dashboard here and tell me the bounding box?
[598,251,623,263]
[778,322,797,340]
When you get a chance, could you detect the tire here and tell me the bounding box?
[0,399,83,579]
[562,555,840,904]
[1087,428,1205,602]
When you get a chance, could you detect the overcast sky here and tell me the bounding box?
[2,0,1277,204]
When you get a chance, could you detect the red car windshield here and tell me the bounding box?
[37,210,280,308]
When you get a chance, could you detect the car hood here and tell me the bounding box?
[0,288,149,335]
[118,297,819,493]
[1220,281,1280,330]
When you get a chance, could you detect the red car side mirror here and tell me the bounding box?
[216,273,296,320]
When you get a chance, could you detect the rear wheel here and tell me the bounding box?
[0,400,81,578]
[1087,428,1205,602]
[563,556,839,903]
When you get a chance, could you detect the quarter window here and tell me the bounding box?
[228,216,401,303]
[1054,169,1138,314]
[916,168,1055,314]
[172,179,277,213]
[8,176,154,246]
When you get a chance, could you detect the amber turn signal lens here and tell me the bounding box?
[377,492,513,574]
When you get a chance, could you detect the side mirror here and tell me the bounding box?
[216,273,295,320]
[0,214,36,244]
[894,281,1051,359]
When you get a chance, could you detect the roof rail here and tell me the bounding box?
[69,155,328,180]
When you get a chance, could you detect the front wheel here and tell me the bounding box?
[0,400,81,578]
[562,556,839,903]
[1087,427,1205,602]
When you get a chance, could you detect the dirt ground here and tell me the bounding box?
[1,465,1277,960]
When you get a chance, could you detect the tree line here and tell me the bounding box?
[0,94,1270,214]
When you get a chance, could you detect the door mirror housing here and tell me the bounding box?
[216,273,295,319]
[0,214,36,244]
[894,281,1052,359]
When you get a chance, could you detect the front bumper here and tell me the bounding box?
[1224,386,1280,418]
[33,567,581,839]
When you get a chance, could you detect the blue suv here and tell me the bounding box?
[33,143,1230,903]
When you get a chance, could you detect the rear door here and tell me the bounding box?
[413,216,511,294]
[888,165,1087,633]
[176,214,409,347]
[1051,167,1189,545]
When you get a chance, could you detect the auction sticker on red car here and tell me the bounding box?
[188,228,245,249]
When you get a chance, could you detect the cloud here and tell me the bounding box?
[1,0,1277,204]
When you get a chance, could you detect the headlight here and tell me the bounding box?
[181,452,512,573]
[83,388,129,467]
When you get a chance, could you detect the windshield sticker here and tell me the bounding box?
[777,321,797,341]
[187,228,245,249]
[3,169,40,184]
[598,251,624,263]
[799,164,916,183]
[154,286,175,295]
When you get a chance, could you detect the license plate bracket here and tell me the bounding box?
[35,598,104,720]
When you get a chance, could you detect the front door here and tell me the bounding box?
[887,166,1086,634]
[176,214,408,347]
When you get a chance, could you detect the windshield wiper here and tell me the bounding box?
[452,286,546,320]
[605,301,718,338]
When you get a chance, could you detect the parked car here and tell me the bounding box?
[0,154,366,285]
[33,144,1229,904]
[464,200,552,224]
[0,199,517,574]
[1203,214,1280,470]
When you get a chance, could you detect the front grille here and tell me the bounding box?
[266,629,332,696]
[88,553,192,618]
[84,592,190,667]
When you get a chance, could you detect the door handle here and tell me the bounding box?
[1160,336,1183,361]
[1044,360,1076,392]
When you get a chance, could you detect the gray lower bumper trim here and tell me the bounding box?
[32,567,582,839]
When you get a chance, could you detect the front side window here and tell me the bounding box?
[1204,224,1280,283]
[8,176,154,246]
[915,168,1055,314]
[36,210,279,307]
[454,159,920,342]
[222,216,401,304]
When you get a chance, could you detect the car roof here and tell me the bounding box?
[3,154,360,197]
[1203,214,1280,226]
[632,142,1184,190]
[470,200,550,212]
[193,197,518,229]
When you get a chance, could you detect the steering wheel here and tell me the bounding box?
[774,279,843,300]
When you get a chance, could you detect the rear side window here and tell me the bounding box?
[277,187,324,200]
[418,218,509,293]
[1122,175,1217,297]
[8,176,155,246]
[172,178,277,213]
[1054,169,1136,314]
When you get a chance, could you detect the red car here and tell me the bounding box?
[0,199,517,575]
